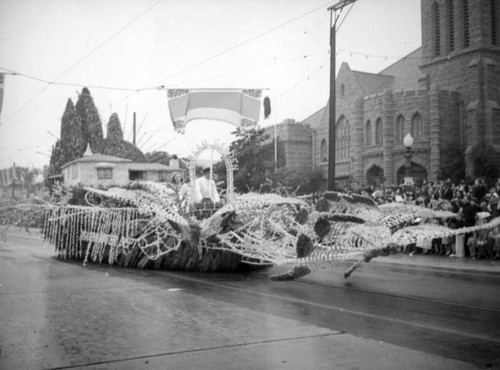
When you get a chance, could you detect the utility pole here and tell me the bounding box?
[133,112,137,146]
[327,0,356,191]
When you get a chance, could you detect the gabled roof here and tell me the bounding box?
[61,153,132,169]
[351,70,394,96]
[379,47,422,91]
[301,106,326,130]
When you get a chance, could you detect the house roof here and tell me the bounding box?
[128,163,182,171]
[61,153,132,169]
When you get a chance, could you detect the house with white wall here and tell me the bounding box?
[61,147,184,187]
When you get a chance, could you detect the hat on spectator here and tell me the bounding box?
[476,212,490,224]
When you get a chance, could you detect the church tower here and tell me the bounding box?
[420,0,500,177]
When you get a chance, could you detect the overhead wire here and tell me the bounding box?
[0,49,329,94]
[0,0,163,126]
[110,0,335,107]
[277,57,330,99]
[164,49,330,88]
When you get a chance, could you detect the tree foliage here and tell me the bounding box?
[439,146,465,184]
[471,144,499,185]
[220,128,274,193]
[60,98,86,163]
[19,167,41,195]
[106,112,124,142]
[50,89,147,174]
[49,139,65,175]
[101,113,147,162]
[75,87,103,153]
[145,151,171,165]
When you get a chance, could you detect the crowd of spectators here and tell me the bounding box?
[343,177,500,260]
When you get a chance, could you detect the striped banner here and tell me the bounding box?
[167,89,262,133]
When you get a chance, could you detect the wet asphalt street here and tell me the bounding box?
[1,230,499,370]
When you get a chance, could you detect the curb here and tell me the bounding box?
[371,256,500,276]
[2,229,43,241]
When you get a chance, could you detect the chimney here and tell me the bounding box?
[170,158,179,169]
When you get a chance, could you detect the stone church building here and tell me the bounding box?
[266,0,500,188]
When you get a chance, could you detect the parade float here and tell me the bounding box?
[4,140,500,280]
[3,87,500,280]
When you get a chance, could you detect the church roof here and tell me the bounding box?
[301,106,326,130]
[303,48,424,128]
[351,70,394,96]
[379,47,422,91]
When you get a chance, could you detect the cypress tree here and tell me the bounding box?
[102,113,147,162]
[49,139,65,175]
[106,113,124,142]
[75,87,104,153]
[60,98,85,163]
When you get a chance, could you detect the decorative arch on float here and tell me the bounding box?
[188,141,238,204]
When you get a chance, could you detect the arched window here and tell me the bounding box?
[448,0,455,51]
[375,118,383,145]
[340,84,345,97]
[411,113,422,141]
[464,0,470,47]
[433,2,441,56]
[365,120,372,147]
[335,116,350,160]
[396,115,405,143]
[320,139,328,162]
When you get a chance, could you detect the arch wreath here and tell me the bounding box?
[188,141,238,204]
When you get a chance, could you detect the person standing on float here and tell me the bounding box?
[194,167,220,203]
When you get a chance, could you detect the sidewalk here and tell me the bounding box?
[373,253,500,275]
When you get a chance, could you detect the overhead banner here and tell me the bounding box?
[167,88,262,134]
[0,74,4,123]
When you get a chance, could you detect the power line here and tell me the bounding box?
[277,57,330,98]
[110,0,335,107]
[167,49,330,87]
[0,0,163,126]
[0,49,329,98]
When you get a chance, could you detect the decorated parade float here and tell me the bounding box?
[3,88,500,280]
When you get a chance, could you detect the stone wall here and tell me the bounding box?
[264,121,313,172]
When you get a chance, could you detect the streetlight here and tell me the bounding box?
[327,0,356,191]
[403,133,414,185]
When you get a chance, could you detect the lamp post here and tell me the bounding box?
[327,0,356,191]
[403,133,414,185]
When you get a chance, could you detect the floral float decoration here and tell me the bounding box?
[35,184,500,279]
[2,142,500,279]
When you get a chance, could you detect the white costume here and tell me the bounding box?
[194,176,220,203]
[178,183,190,202]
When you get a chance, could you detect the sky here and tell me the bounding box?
[0,0,421,169]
